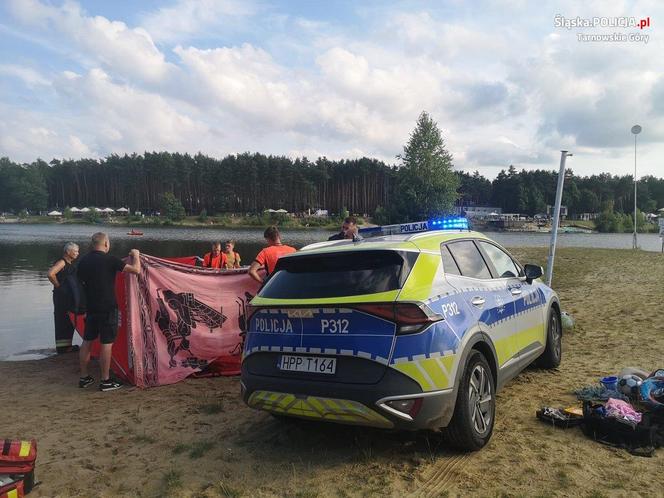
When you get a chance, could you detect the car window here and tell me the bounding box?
[478,242,520,278]
[260,250,418,299]
[440,245,461,275]
[446,241,491,279]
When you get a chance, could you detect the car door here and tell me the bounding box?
[442,240,519,370]
[475,241,531,364]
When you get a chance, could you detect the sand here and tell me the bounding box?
[1,247,663,498]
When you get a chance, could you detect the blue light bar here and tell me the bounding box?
[428,216,469,231]
[358,216,470,237]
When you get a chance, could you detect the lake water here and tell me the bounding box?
[0,224,661,360]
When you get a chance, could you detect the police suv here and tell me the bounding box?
[241,218,562,451]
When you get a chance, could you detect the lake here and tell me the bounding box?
[0,224,661,360]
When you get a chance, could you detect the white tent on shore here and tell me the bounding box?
[69,207,81,212]
[116,207,129,213]
[47,210,62,216]
[102,207,115,213]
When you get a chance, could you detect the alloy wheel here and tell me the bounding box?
[468,364,493,435]
[550,312,562,362]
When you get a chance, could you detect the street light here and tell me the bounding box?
[631,124,642,249]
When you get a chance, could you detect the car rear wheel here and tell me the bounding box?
[538,307,562,369]
[441,350,495,451]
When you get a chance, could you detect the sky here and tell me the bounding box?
[0,0,662,179]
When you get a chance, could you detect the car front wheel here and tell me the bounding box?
[538,307,562,369]
[441,350,495,451]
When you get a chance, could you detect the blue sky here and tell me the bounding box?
[0,0,661,178]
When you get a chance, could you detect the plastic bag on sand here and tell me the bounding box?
[618,366,650,380]
[561,311,574,331]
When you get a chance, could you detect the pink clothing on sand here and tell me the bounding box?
[605,398,642,424]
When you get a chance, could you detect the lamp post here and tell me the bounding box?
[631,125,642,249]
[546,150,573,287]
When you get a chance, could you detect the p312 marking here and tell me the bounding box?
[321,319,349,334]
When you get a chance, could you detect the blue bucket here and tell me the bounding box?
[600,376,618,391]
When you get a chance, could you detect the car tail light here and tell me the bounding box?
[353,303,443,335]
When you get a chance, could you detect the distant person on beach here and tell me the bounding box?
[202,241,227,269]
[47,242,80,354]
[77,232,141,392]
[249,226,296,284]
[222,240,241,269]
[328,216,358,241]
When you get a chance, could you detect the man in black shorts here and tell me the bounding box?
[77,232,141,391]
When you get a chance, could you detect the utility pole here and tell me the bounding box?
[546,150,573,287]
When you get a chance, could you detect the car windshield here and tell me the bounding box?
[259,250,418,299]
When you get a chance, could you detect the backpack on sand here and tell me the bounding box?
[0,440,37,498]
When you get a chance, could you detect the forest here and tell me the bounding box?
[2,154,663,222]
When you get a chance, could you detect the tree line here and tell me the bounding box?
[461,165,664,217]
[0,154,392,217]
[1,112,663,224]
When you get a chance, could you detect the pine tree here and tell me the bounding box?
[395,111,459,220]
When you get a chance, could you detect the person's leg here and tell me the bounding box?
[79,313,99,383]
[99,343,113,381]
[54,293,74,353]
[99,309,119,386]
[79,340,93,377]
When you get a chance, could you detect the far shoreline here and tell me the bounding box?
[0,215,343,231]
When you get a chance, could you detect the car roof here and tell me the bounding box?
[294,230,490,256]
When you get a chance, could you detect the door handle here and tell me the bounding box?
[510,288,522,296]
[471,296,486,307]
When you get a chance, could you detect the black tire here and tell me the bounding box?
[441,350,495,451]
[538,307,562,369]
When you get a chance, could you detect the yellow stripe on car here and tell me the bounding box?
[248,391,393,428]
[397,253,440,302]
[514,323,546,352]
[391,354,455,391]
[250,289,400,307]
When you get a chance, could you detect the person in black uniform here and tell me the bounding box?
[328,216,358,241]
[47,242,80,354]
[77,232,141,391]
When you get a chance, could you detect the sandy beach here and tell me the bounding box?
[2,247,663,497]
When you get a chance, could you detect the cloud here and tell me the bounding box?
[316,47,447,118]
[6,0,173,84]
[0,64,50,87]
[508,31,664,150]
[52,69,210,154]
[174,43,300,128]
[465,138,555,168]
[0,108,93,161]
[172,44,411,153]
[140,0,256,44]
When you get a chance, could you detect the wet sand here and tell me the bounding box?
[1,247,663,497]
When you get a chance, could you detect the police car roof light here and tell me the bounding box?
[358,216,470,237]
[427,216,469,231]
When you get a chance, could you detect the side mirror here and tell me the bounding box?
[524,264,543,284]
